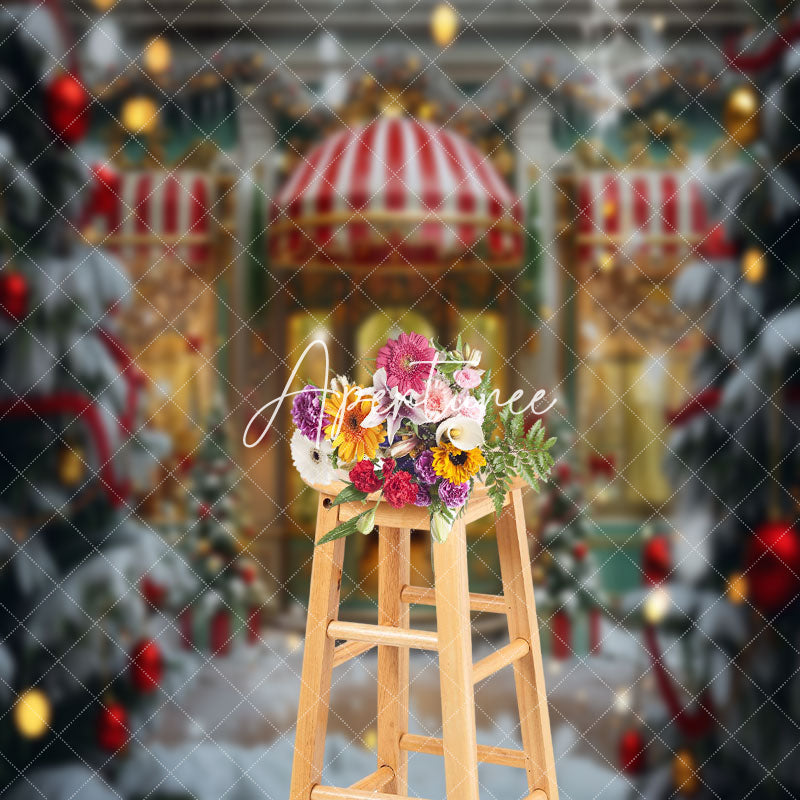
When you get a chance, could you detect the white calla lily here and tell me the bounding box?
[435,415,484,450]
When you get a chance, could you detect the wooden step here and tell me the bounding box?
[400,585,508,615]
[327,620,438,650]
[399,733,528,770]
[332,640,375,668]
[349,766,394,791]
[472,638,530,684]
[311,787,429,800]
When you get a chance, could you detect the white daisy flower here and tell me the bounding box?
[290,429,336,486]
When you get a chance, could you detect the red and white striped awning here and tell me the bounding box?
[269,116,523,268]
[576,171,715,262]
[81,168,214,261]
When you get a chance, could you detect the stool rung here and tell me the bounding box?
[311,787,429,800]
[472,638,530,684]
[400,585,507,615]
[349,766,394,791]
[327,620,438,651]
[525,792,548,800]
[399,733,528,769]
[332,640,375,668]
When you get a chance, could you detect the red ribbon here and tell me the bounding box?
[666,387,722,426]
[97,328,145,436]
[644,625,715,738]
[725,21,800,73]
[0,392,128,505]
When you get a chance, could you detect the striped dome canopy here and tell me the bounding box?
[269,116,523,269]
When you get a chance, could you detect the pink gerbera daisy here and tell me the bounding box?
[376,332,436,395]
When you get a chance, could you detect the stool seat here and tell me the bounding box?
[289,482,559,800]
[307,476,527,529]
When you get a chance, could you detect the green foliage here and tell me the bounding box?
[317,506,375,545]
[482,408,556,515]
[330,484,369,506]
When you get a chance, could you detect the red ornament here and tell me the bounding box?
[239,561,258,585]
[697,222,736,260]
[0,271,29,320]
[572,541,589,562]
[555,461,572,483]
[247,606,261,644]
[88,163,118,216]
[642,536,672,585]
[589,607,602,654]
[746,521,800,614]
[97,701,129,752]
[130,639,163,692]
[46,73,90,144]
[185,334,203,353]
[198,502,210,519]
[211,609,231,655]
[619,728,647,775]
[140,575,166,609]
[551,610,571,660]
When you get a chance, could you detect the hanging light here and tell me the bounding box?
[93,0,117,10]
[644,586,671,624]
[143,37,171,75]
[431,4,458,48]
[121,95,159,134]
[14,689,52,739]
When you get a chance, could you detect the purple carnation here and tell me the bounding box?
[291,385,330,441]
[413,484,432,507]
[438,480,470,509]
[414,450,437,485]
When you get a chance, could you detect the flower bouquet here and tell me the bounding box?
[289,332,556,545]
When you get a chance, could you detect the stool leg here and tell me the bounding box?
[496,489,559,800]
[433,518,480,800]
[377,526,411,794]
[290,496,346,800]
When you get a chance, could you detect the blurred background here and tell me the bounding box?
[1,0,799,798]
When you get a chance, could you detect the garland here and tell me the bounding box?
[0,392,128,505]
[98,328,146,436]
[725,22,800,72]
[644,625,715,738]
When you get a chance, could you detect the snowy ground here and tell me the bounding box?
[101,617,645,800]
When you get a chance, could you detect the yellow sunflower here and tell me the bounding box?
[324,386,384,463]
[431,443,486,484]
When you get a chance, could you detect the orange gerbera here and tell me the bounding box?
[324,385,384,463]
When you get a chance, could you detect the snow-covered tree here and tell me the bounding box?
[169,399,265,654]
[0,6,191,795]
[627,4,800,796]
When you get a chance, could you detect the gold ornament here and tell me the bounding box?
[727,572,749,605]
[492,146,514,177]
[14,688,51,739]
[742,246,767,283]
[597,251,616,273]
[431,4,458,48]
[650,109,672,137]
[672,749,700,794]
[58,445,85,487]
[121,96,159,135]
[143,37,171,75]
[724,86,761,147]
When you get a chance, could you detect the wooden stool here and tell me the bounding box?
[289,479,559,800]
